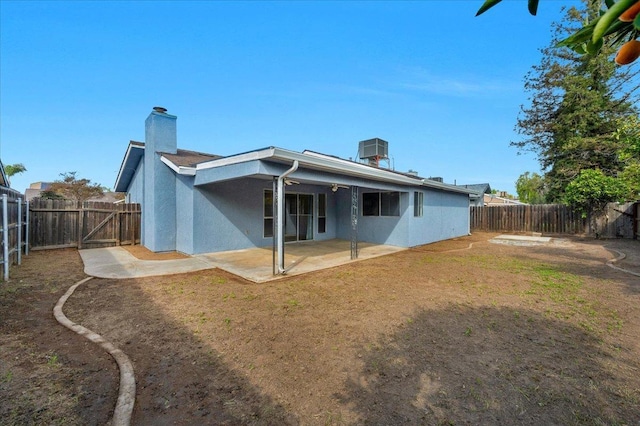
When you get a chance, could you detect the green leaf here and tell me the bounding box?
[557,22,597,48]
[635,11,640,29]
[605,0,615,8]
[592,0,636,44]
[476,0,502,17]
[528,0,539,16]
[586,38,604,54]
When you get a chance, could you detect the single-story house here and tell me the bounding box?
[114,108,476,272]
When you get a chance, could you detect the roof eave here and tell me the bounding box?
[114,142,145,192]
[160,156,196,176]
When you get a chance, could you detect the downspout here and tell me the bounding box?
[277,160,299,274]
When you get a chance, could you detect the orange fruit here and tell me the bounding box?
[615,40,640,65]
[619,1,640,22]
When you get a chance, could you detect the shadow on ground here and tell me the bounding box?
[339,306,639,425]
[65,276,296,425]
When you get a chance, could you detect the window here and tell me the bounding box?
[414,191,423,217]
[263,190,273,238]
[318,193,326,233]
[363,193,380,216]
[362,191,400,217]
[380,192,400,216]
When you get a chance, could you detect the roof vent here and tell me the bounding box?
[153,106,168,113]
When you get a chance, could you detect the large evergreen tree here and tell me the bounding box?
[512,1,640,202]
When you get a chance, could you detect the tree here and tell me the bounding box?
[512,1,639,202]
[477,0,640,65]
[39,189,65,200]
[45,172,105,201]
[4,163,26,177]
[564,168,628,212]
[616,115,640,199]
[515,171,547,203]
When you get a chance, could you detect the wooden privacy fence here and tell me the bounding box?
[29,199,141,250]
[471,204,586,235]
[470,202,639,238]
[0,188,28,281]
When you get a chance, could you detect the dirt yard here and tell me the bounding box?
[1,233,639,425]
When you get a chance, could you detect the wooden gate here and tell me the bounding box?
[30,200,141,250]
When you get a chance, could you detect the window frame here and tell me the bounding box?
[362,191,400,217]
[318,193,327,233]
[414,191,424,217]
[263,189,274,238]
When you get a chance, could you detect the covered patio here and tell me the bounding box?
[80,239,406,283]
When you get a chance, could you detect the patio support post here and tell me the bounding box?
[2,194,8,281]
[277,160,299,274]
[17,198,22,265]
[351,186,358,260]
[272,177,277,275]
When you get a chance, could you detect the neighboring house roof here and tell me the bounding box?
[29,182,52,190]
[115,141,477,196]
[25,187,123,202]
[484,194,526,206]
[459,183,492,194]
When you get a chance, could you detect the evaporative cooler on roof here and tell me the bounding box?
[358,138,389,167]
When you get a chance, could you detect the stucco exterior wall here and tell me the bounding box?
[335,186,469,248]
[184,179,343,254]
[143,112,177,252]
[408,188,470,246]
[176,174,195,254]
[126,160,144,204]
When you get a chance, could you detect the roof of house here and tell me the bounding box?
[0,159,8,188]
[459,183,492,194]
[484,194,526,206]
[115,141,477,196]
[161,149,223,167]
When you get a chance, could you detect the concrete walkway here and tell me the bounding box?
[79,240,406,282]
[79,247,215,279]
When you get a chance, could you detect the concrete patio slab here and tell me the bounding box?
[489,234,569,247]
[79,240,406,282]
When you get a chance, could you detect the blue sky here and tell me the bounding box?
[1,0,581,195]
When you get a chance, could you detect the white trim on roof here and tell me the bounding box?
[196,148,276,170]
[114,142,145,191]
[160,156,196,176]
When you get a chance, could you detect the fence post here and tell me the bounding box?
[25,200,29,255]
[2,194,8,281]
[77,201,84,249]
[17,197,22,265]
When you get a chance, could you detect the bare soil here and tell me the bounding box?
[1,233,639,425]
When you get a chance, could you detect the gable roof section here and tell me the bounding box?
[114,141,145,192]
[459,183,492,194]
[0,159,8,188]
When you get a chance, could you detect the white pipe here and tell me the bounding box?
[277,160,299,274]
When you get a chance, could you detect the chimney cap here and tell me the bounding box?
[153,106,168,113]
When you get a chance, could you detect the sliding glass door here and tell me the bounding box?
[284,193,314,242]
